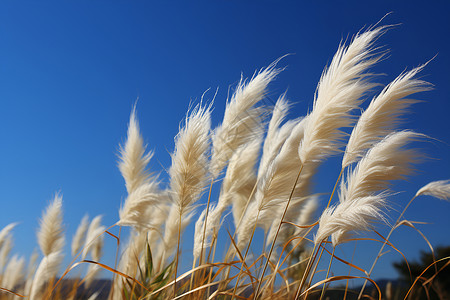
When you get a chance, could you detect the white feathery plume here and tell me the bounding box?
[71,214,89,256]
[416,179,450,201]
[118,179,161,229]
[0,222,17,249]
[169,103,211,217]
[37,194,65,257]
[316,131,423,246]
[256,118,307,211]
[299,27,383,165]
[236,201,260,251]
[258,94,297,179]
[194,125,263,261]
[343,65,431,168]
[29,251,63,300]
[118,104,153,194]
[82,215,105,260]
[210,63,279,178]
[342,131,423,204]
[316,194,387,246]
[236,118,311,251]
[2,254,25,290]
[227,138,262,226]
[0,236,12,273]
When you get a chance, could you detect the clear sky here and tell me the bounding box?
[0,0,449,285]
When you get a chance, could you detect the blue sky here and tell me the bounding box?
[0,0,449,285]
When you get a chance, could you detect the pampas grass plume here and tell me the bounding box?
[37,194,64,257]
[71,214,89,256]
[118,104,153,194]
[210,64,279,178]
[416,179,450,201]
[299,27,383,164]
[343,65,431,168]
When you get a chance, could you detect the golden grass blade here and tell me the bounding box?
[403,256,450,300]
[299,275,382,300]
[0,287,25,297]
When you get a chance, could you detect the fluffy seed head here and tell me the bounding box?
[37,194,65,256]
[416,179,450,201]
[119,104,153,194]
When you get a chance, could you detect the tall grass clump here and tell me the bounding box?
[0,23,449,300]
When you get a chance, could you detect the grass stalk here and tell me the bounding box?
[231,209,261,300]
[319,246,335,300]
[294,241,320,300]
[173,210,183,298]
[357,195,417,299]
[254,164,304,298]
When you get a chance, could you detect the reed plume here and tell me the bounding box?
[71,214,89,256]
[117,106,162,230]
[1,254,25,291]
[210,63,279,178]
[118,104,152,194]
[316,131,423,245]
[37,194,65,257]
[29,251,63,300]
[30,194,65,300]
[169,103,211,217]
[416,179,450,201]
[343,65,431,168]
[299,27,383,165]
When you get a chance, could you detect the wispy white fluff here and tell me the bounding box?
[195,116,263,260]
[71,214,89,256]
[236,118,312,251]
[258,94,297,179]
[342,131,423,203]
[169,103,211,217]
[118,104,153,194]
[0,222,17,249]
[29,251,63,300]
[118,179,161,229]
[227,138,262,225]
[0,236,12,273]
[315,194,387,246]
[210,63,279,178]
[256,118,307,211]
[236,201,260,251]
[343,65,430,167]
[416,179,450,201]
[82,215,105,260]
[316,131,422,246]
[37,194,65,257]
[299,27,383,164]
[2,254,25,290]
